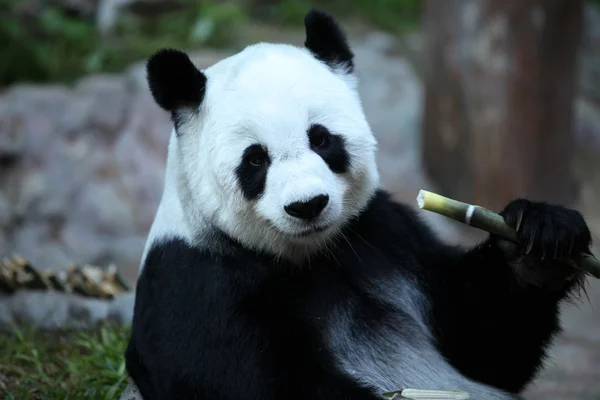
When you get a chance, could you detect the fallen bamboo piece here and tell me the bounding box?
[0,254,132,297]
[416,190,600,279]
[382,388,470,399]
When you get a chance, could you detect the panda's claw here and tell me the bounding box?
[515,210,524,232]
[524,236,535,256]
[496,198,592,289]
[568,236,575,257]
[553,240,560,260]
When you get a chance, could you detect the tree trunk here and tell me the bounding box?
[421,0,583,212]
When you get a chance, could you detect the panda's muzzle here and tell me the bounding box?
[284,194,329,220]
[295,224,330,237]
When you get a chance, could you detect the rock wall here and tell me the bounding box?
[0,52,225,282]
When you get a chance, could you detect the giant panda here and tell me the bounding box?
[124,8,592,400]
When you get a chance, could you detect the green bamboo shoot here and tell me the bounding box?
[416,190,600,279]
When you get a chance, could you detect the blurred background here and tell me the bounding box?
[1,0,599,398]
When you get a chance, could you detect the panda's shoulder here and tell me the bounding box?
[355,189,434,239]
[136,236,260,298]
[141,237,216,274]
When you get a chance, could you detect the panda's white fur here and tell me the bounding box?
[142,42,379,266]
[126,8,590,400]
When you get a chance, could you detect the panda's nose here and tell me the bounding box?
[284,194,329,220]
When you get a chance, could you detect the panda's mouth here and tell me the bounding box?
[294,224,331,237]
[262,217,330,238]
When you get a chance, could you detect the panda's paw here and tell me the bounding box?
[494,198,592,290]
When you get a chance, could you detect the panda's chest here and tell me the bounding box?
[315,274,442,393]
[270,254,446,392]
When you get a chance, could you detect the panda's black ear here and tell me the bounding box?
[304,8,354,73]
[146,48,207,112]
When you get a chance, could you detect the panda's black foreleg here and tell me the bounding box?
[123,239,384,400]
[427,198,591,395]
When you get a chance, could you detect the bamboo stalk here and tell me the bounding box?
[382,388,470,399]
[416,190,600,279]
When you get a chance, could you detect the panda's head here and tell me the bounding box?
[147,9,379,261]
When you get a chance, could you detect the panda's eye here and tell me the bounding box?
[249,156,266,167]
[308,124,330,150]
[245,145,269,167]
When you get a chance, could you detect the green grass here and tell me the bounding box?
[0,323,131,400]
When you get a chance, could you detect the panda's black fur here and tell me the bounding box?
[126,191,589,399]
[125,8,591,400]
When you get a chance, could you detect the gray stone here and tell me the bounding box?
[108,291,136,324]
[119,381,143,400]
[0,290,135,330]
[0,48,228,276]
[0,194,10,228]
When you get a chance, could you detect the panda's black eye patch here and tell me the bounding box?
[309,125,330,149]
[246,145,269,167]
[308,124,349,174]
[236,144,270,200]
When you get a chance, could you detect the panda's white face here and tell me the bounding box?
[146,10,379,261]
